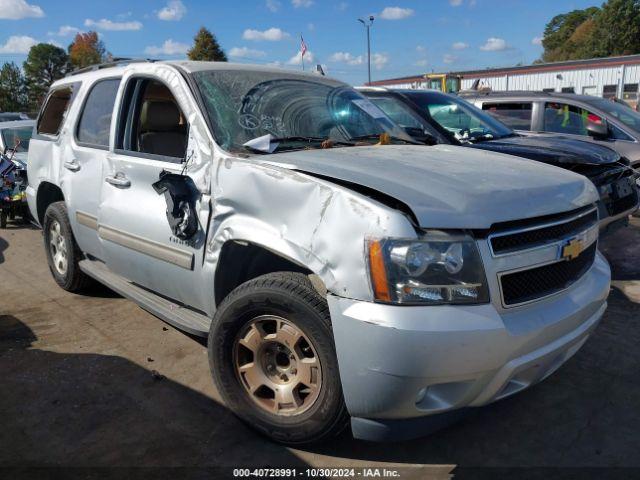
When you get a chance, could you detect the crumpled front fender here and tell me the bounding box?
[205,155,417,308]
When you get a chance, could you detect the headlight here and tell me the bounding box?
[367,232,489,305]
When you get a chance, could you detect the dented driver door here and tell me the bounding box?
[97,72,212,312]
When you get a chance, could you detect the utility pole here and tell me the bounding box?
[358,15,374,85]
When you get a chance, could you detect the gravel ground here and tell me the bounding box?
[1,217,639,479]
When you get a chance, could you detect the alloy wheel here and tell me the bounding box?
[49,220,68,276]
[233,315,322,416]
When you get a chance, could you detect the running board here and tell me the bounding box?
[78,259,211,337]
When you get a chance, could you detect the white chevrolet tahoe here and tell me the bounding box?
[27,61,610,444]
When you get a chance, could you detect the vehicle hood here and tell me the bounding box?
[261,145,598,229]
[469,135,621,167]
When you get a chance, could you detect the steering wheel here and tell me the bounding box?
[455,127,471,139]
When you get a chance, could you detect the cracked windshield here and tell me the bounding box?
[193,70,414,153]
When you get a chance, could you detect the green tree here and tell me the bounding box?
[23,43,69,110]
[0,62,27,112]
[567,18,598,59]
[540,0,640,63]
[187,27,227,61]
[541,7,600,62]
[591,0,640,57]
[68,31,107,69]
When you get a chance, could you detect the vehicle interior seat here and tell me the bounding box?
[138,100,187,159]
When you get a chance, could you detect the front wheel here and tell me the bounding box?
[208,272,349,445]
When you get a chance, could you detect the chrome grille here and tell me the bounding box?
[489,207,598,256]
[487,206,599,307]
[500,243,597,306]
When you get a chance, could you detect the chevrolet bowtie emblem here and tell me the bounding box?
[561,237,585,261]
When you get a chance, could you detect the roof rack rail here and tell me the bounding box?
[66,58,158,77]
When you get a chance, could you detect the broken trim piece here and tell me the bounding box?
[76,211,98,230]
[98,224,194,270]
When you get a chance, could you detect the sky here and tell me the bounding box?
[0,0,603,85]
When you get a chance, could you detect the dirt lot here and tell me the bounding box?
[1,218,639,479]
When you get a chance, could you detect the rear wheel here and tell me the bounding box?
[0,210,6,228]
[43,201,91,292]
[209,272,349,445]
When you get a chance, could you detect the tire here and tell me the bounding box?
[209,272,349,445]
[0,210,6,229]
[43,201,91,292]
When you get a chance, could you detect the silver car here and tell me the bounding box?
[463,90,640,168]
[27,61,610,444]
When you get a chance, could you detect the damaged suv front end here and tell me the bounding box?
[186,65,611,442]
[332,205,608,441]
[28,61,611,444]
[253,145,609,442]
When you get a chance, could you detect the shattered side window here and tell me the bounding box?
[192,70,399,153]
[37,85,77,137]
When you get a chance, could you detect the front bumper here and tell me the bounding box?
[596,176,639,233]
[597,197,638,234]
[329,251,610,441]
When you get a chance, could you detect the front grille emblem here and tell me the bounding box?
[561,237,585,261]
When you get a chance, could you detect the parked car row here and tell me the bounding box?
[15,61,637,444]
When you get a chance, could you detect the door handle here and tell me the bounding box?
[105,172,131,188]
[63,160,80,172]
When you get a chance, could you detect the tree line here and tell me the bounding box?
[540,0,640,63]
[0,27,227,113]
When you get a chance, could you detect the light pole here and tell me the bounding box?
[358,15,374,84]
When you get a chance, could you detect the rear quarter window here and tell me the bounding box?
[36,83,79,137]
[482,102,533,130]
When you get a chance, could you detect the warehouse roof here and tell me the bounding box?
[368,54,640,86]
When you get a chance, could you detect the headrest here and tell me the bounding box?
[140,101,181,132]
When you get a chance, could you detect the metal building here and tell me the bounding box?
[367,54,640,108]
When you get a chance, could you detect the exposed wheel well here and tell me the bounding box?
[214,241,317,306]
[36,182,64,226]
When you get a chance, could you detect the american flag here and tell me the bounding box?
[300,35,307,58]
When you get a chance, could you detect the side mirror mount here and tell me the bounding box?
[587,118,609,140]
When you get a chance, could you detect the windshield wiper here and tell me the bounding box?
[495,132,518,140]
[271,137,357,153]
[243,135,356,154]
[272,136,354,146]
[349,133,422,145]
[464,133,496,144]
